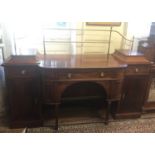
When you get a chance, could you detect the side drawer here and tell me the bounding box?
[5,66,38,78]
[125,65,150,75]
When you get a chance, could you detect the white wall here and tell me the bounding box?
[11,22,129,55]
[127,22,151,51]
[2,22,151,56]
[75,22,128,54]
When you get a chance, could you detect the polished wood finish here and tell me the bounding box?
[116,75,149,118]
[38,54,126,68]
[113,50,151,118]
[2,52,151,128]
[39,54,125,129]
[113,49,150,64]
[125,65,150,75]
[2,56,42,128]
[41,68,124,104]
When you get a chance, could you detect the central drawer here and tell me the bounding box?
[43,69,124,80]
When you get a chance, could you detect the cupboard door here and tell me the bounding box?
[117,75,149,116]
[8,77,40,121]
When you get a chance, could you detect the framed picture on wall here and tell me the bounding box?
[86,22,121,26]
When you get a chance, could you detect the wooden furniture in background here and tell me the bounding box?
[138,40,155,62]
[138,38,155,112]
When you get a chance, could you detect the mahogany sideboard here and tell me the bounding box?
[2,51,151,128]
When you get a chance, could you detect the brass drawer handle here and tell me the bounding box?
[100,72,104,77]
[122,93,126,101]
[21,70,26,75]
[135,68,139,73]
[67,73,72,79]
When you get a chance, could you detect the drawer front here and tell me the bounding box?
[42,78,123,104]
[125,65,150,75]
[5,66,38,78]
[43,69,124,80]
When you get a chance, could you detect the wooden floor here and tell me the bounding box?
[1,112,155,133]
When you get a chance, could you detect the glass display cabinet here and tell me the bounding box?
[138,22,155,112]
[148,78,155,102]
[143,68,155,112]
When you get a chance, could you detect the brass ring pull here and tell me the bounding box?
[67,73,72,79]
[122,93,126,101]
[135,68,139,73]
[21,70,26,75]
[100,72,104,77]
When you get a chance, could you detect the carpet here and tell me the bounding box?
[26,115,155,133]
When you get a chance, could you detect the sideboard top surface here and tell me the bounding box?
[38,54,127,69]
[3,52,150,69]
